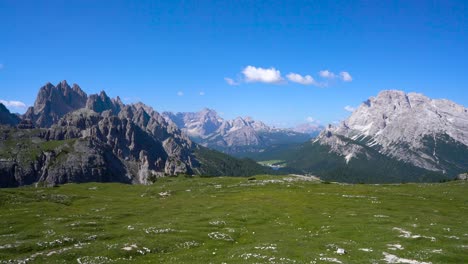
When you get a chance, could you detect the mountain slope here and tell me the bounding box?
[162,108,311,154]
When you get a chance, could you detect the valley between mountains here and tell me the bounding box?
[1,81,466,186]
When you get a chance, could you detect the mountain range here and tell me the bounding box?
[257,90,468,183]
[0,81,270,187]
[0,82,466,186]
[162,109,315,155]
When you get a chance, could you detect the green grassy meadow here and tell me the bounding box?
[0,175,466,263]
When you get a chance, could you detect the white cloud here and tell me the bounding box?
[306,116,315,123]
[199,91,205,96]
[242,65,283,84]
[0,99,26,108]
[344,105,356,112]
[286,73,317,85]
[177,91,184,96]
[224,77,239,86]
[319,70,336,79]
[340,71,352,82]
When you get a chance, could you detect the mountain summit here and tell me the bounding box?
[320,90,468,172]
[23,80,88,127]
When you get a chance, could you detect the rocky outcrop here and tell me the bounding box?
[86,91,123,114]
[0,103,20,126]
[17,119,35,129]
[457,173,468,180]
[162,108,310,154]
[23,81,88,127]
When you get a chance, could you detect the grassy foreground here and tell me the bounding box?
[0,175,466,263]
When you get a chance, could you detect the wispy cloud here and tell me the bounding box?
[319,70,353,82]
[199,91,205,96]
[0,99,26,108]
[224,77,239,86]
[344,105,356,112]
[319,70,336,79]
[340,71,352,82]
[286,73,317,85]
[242,65,283,84]
[306,116,315,123]
[227,66,352,86]
[177,91,184,96]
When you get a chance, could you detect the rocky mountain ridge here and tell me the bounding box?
[0,81,270,187]
[162,109,312,154]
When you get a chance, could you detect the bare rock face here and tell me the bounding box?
[38,139,130,186]
[162,108,311,154]
[316,90,468,173]
[0,103,21,126]
[17,119,35,129]
[23,81,88,127]
[43,106,194,177]
[86,91,123,114]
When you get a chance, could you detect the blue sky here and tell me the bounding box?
[0,0,467,127]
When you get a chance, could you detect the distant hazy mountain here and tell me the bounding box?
[265,90,468,183]
[292,123,323,137]
[162,108,311,154]
[0,81,270,187]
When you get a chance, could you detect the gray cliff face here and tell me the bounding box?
[0,103,21,126]
[23,81,88,127]
[316,90,468,173]
[162,108,311,154]
[86,91,124,114]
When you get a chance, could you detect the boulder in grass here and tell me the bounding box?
[456,173,468,181]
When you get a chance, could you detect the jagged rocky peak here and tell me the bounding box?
[24,80,88,127]
[86,90,122,114]
[317,90,468,172]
